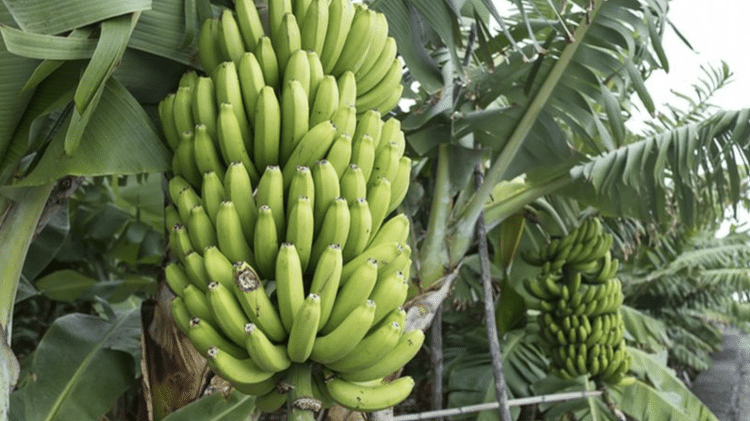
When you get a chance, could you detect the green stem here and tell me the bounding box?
[449,1,604,264]
[0,181,55,421]
[418,143,453,289]
[287,363,316,421]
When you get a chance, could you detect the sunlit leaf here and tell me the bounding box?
[3,0,151,35]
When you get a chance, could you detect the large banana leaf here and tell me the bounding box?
[10,307,140,421]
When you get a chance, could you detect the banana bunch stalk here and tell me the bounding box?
[158,0,420,414]
[521,218,632,385]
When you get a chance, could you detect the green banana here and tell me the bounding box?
[219,9,245,65]
[367,213,409,249]
[188,316,248,359]
[184,251,211,290]
[286,293,321,363]
[191,76,218,139]
[255,165,286,239]
[299,0,328,57]
[243,323,292,372]
[319,0,355,73]
[198,18,222,76]
[366,177,392,238]
[165,261,191,297]
[171,178,193,211]
[217,102,257,181]
[253,86,281,171]
[331,5,374,76]
[206,346,277,386]
[324,258,379,333]
[201,171,226,225]
[337,70,357,109]
[282,49,311,99]
[275,243,306,333]
[234,262,287,342]
[368,270,408,326]
[324,319,401,372]
[387,156,411,214]
[206,281,251,346]
[369,141,400,186]
[254,389,288,413]
[307,50,324,102]
[255,36,280,91]
[330,104,357,137]
[280,80,310,165]
[235,0,264,51]
[183,284,214,323]
[356,37,397,94]
[309,75,339,127]
[281,120,338,186]
[341,329,425,382]
[309,243,343,328]
[310,299,376,364]
[286,165,315,220]
[309,197,350,268]
[311,159,341,233]
[253,205,280,280]
[273,13,301,76]
[193,124,226,177]
[326,134,353,178]
[172,131,203,188]
[238,52,266,129]
[172,86,194,135]
[204,244,235,290]
[339,164,367,206]
[285,195,314,272]
[343,198,373,262]
[170,296,190,334]
[186,204,216,252]
[324,375,415,412]
[223,161,258,243]
[355,59,403,113]
[216,200,255,265]
[267,0,292,45]
[353,11,389,84]
[215,61,251,142]
[341,241,401,282]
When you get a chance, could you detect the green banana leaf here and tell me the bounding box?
[10,307,140,421]
[161,391,255,421]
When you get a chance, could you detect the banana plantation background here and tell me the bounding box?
[2,0,750,420]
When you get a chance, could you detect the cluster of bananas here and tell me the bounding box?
[522,218,632,384]
[157,0,422,413]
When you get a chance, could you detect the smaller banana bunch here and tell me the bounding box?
[521,218,632,384]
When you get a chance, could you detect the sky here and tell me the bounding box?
[640,1,750,233]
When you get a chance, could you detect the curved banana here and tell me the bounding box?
[281,49,311,99]
[366,177,392,238]
[235,0,264,51]
[341,241,401,282]
[172,86,194,135]
[387,156,411,214]
[254,389,288,413]
[216,200,255,265]
[184,251,212,290]
[253,86,281,171]
[309,197,350,268]
[170,224,193,263]
[273,13,301,77]
[206,346,277,386]
[171,177,192,209]
[234,262,287,342]
[172,132,202,188]
[319,0,355,73]
[286,166,315,220]
[330,105,357,138]
[310,159,342,234]
[285,196,314,273]
[355,60,403,113]
[255,36,280,91]
[299,0,328,57]
[253,205,280,280]
[217,102,257,180]
[368,270,408,326]
[219,9,245,65]
[324,319,401,372]
[367,213,409,249]
[331,5,374,76]
[353,11,389,84]
[323,258,378,334]
[310,300,376,364]
[215,61,251,142]
[356,37,397,94]
[281,120,338,187]
[267,0,292,45]
[341,329,425,382]
[337,71,357,109]
[326,134,353,178]
[186,204,216,252]
[307,50,324,102]
[238,52,266,130]
[183,284,214,323]
[324,375,415,412]
[170,296,191,334]
[198,18,222,76]
[275,243,306,333]
[280,80,310,165]
[223,161,258,243]
[193,124,226,177]
[255,165,286,239]
[286,293,321,363]
[206,281,251,346]
[201,171,226,225]
[309,75,339,128]
[339,164,367,206]
[191,76,217,139]
[309,243,344,328]
[343,198,373,262]
[203,244,235,290]
[188,316,248,359]
[165,261,191,297]
[243,323,292,372]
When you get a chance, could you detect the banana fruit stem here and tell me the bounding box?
[287,363,318,421]
[0,181,56,421]
[417,143,452,289]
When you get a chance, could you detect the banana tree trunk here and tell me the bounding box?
[0,181,56,421]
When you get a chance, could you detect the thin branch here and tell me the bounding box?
[392,390,604,421]
[475,165,511,421]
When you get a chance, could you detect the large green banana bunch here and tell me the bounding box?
[158,0,420,412]
[521,218,632,384]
